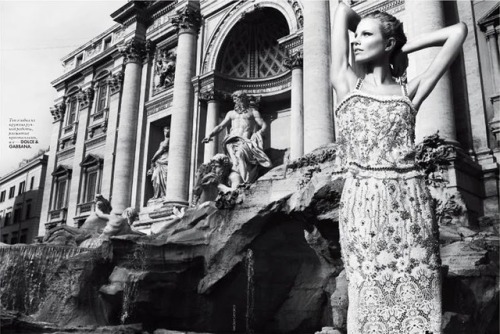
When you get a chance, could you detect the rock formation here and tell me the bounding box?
[1,139,498,334]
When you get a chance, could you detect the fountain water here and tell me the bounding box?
[0,245,92,315]
[245,249,255,334]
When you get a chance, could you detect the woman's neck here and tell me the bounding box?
[361,61,395,86]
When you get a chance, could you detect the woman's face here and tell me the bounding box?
[353,18,388,64]
[164,127,170,137]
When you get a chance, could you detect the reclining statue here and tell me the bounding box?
[192,153,236,206]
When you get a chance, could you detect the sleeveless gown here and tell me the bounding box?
[335,79,442,334]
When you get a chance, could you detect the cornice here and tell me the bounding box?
[52,46,118,88]
[199,88,228,102]
[85,133,107,150]
[60,24,122,62]
[356,0,405,16]
[56,147,76,161]
[146,92,174,116]
[151,1,178,19]
[0,154,48,183]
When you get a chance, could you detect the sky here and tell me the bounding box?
[0,0,126,176]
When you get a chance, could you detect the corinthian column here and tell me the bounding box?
[112,38,146,212]
[406,0,457,144]
[303,0,333,153]
[284,51,304,160]
[200,89,223,163]
[165,5,201,203]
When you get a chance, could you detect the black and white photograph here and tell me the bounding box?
[0,1,498,333]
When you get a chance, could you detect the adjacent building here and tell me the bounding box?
[38,0,499,236]
[0,153,48,244]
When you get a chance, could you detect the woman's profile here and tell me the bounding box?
[331,2,467,333]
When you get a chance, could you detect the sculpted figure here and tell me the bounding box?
[202,91,272,187]
[97,206,142,237]
[192,153,237,205]
[147,126,170,199]
[154,50,176,88]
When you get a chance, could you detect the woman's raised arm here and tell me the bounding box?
[403,22,468,109]
[331,2,361,100]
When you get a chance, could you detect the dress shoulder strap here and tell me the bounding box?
[400,80,409,97]
[399,78,408,97]
[355,78,363,90]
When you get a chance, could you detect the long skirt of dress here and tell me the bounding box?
[339,169,442,334]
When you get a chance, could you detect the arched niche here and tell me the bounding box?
[202,0,300,74]
[216,7,289,79]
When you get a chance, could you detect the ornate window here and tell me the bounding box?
[217,8,289,78]
[66,98,78,125]
[88,71,111,139]
[95,82,109,113]
[77,155,103,216]
[50,165,72,211]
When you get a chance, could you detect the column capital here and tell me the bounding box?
[77,88,94,109]
[171,6,202,35]
[50,103,66,122]
[284,50,303,69]
[118,38,148,65]
[107,71,124,95]
[199,89,226,102]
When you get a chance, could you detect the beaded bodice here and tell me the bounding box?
[336,80,417,169]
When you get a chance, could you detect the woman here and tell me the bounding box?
[331,2,467,334]
[147,126,170,199]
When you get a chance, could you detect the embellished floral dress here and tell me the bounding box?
[335,79,442,334]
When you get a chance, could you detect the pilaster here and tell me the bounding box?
[100,71,123,201]
[67,87,94,226]
[38,102,66,236]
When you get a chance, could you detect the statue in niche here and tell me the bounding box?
[192,153,237,205]
[147,126,170,199]
[153,50,176,88]
[202,91,272,188]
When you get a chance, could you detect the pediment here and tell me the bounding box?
[52,165,72,177]
[478,2,499,29]
[80,154,103,167]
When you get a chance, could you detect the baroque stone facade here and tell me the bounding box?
[38,0,499,236]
